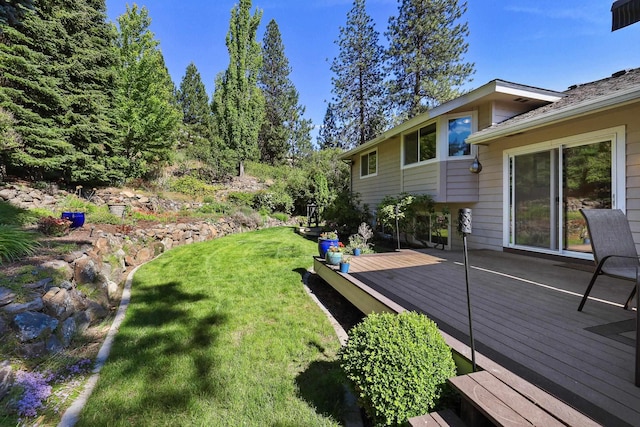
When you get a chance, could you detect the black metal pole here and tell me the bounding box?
[459,208,477,372]
[636,267,640,387]
[395,204,400,251]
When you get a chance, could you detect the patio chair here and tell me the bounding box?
[578,209,638,311]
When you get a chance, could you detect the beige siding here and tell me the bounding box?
[492,100,537,124]
[350,136,401,209]
[476,103,493,130]
[402,163,439,195]
[443,160,479,203]
[467,102,640,253]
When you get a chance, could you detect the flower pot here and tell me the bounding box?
[325,251,342,265]
[61,212,85,228]
[318,238,339,258]
[353,248,362,256]
[339,262,350,273]
[108,204,126,218]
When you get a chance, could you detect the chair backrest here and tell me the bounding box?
[580,209,639,271]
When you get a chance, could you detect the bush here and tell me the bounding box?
[37,216,72,236]
[339,311,456,426]
[169,176,220,199]
[0,224,39,263]
[323,190,370,236]
[227,191,254,207]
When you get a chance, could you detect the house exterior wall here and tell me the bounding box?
[351,136,401,211]
[466,102,640,253]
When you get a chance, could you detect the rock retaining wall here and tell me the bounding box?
[0,182,291,400]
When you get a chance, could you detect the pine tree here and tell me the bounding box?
[177,62,213,148]
[211,0,264,177]
[114,4,181,179]
[317,102,342,149]
[258,19,298,165]
[0,1,70,181]
[53,0,122,184]
[331,0,387,148]
[0,0,34,25]
[386,0,475,118]
[288,104,313,167]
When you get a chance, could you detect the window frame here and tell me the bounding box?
[447,113,475,158]
[401,121,438,169]
[360,149,378,178]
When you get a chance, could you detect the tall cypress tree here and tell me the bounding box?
[114,4,181,179]
[385,0,474,118]
[258,19,298,165]
[331,0,387,148]
[211,0,264,177]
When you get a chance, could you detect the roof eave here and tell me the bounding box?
[467,87,640,145]
[338,80,564,160]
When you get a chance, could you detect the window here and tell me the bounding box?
[404,123,437,165]
[360,150,377,177]
[448,116,472,156]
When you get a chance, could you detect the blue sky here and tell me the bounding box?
[105,1,640,141]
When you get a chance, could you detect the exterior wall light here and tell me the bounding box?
[469,155,482,174]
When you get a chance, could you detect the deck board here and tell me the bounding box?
[318,249,640,426]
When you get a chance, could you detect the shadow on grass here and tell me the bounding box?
[81,280,228,424]
[295,359,346,423]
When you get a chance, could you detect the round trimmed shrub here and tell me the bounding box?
[339,311,456,426]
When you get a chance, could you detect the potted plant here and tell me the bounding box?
[339,255,351,273]
[325,243,343,265]
[318,230,339,258]
[346,222,374,256]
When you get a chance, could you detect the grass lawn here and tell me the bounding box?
[77,227,346,426]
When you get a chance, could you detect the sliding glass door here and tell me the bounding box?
[508,138,615,256]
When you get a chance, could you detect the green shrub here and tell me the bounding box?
[0,224,39,263]
[57,195,96,214]
[271,212,288,222]
[169,176,219,198]
[197,200,231,215]
[340,311,456,426]
[323,190,370,236]
[0,201,41,226]
[227,191,254,207]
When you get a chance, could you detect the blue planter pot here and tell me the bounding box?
[325,251,342,265]
[353,248,362,256]
[339,262,350,273]
[318,238,339,258]
[61,212,85,228]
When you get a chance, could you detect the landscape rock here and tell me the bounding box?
[0,287,15,306]
[12,311,58,342]
[74,255,98,284]
[59,317,77,347]
[40,259,74,281]
[2,297,44,314]
[46,335,64,354]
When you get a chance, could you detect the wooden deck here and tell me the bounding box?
[314,249,640,427]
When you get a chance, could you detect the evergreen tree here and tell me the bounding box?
[211,0,264,177]
[317,102,342,149]
[386,0,474,118]
[177,62,213,149]
[0,1,70,181]
[0,0,34,25]
[331,0,387,148]
[258,19,298,165]
[53,0,122,184]
[288,104,313,167]
[114,4,181,179]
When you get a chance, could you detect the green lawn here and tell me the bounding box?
[78,227,345,426]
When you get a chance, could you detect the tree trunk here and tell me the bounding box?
[238,160,245,177]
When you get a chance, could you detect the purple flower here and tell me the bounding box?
[15,371,52,418]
